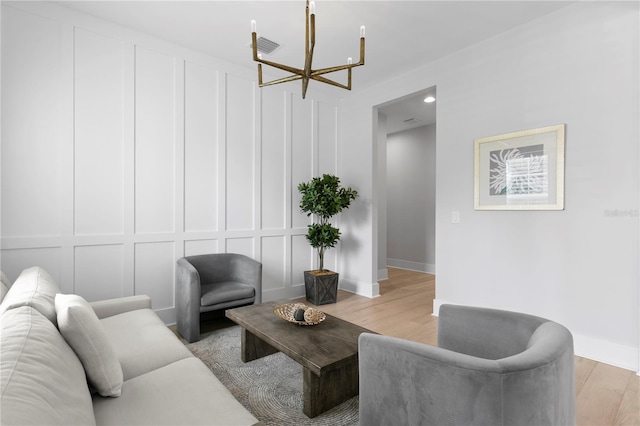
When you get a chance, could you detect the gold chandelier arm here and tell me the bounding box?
[257,58,304,76]
[259,73,304,87]
[251,32,260,61]
[304,10,316,76]
[310,35,364,77]
[311,63,360,77]
[311,72,352,91]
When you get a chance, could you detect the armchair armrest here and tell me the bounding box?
[231,255,262,304]
[176,257,203,343]
[90,295,152,319]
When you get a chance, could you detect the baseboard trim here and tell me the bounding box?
[263,285,305,302]
[387,258,435,274]
[340,277,380,298]
[433,298,639,374]
[573,333,639,373]
[377,268,389,281]
[155,306,176,325]
[262,279,380,302]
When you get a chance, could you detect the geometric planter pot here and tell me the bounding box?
[304,270,339,305]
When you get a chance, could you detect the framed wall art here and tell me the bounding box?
[474,124,565,210]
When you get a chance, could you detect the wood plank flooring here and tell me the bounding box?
[293,267,640,426]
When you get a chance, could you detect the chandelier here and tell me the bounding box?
[251,0,365,99]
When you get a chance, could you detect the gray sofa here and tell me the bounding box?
[359,304,575,426]
[0,266,258,425]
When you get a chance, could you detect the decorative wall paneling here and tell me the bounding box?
[0,3,340,324]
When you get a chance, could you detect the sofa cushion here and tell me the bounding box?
[0,271,10,302]
[56,294,124,397]
[92,357,258,426]
[100,308,193,380]
[0,306,96,425]
[0,266,60,324]
[201,281,255,306]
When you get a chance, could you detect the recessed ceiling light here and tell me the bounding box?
[424,96,436,103]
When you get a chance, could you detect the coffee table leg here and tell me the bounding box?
[240,328,279,363]
[303,359,359,418]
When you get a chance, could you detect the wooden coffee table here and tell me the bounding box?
[226,300,375,418]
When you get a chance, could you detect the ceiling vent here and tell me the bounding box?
[251,37,281,55]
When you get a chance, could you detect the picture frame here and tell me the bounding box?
[474,124,565,210]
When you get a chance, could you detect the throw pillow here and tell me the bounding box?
[55,294,123,397]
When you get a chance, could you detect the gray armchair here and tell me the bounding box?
[176,253,262,343]
[359,304,575,426]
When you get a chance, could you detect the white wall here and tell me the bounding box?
[340,2,639,372]
[386,124,436,273]
[0,2,341,323]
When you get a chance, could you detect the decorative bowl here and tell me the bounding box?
[273,303,326,326]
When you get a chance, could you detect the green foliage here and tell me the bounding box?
[298,174,358,271]
[306,223,341,250]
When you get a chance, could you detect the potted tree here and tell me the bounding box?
[298,174,358,305]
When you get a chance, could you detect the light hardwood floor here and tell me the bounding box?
[293,267,640,426]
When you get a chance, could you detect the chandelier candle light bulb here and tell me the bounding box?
[250,0,366,99]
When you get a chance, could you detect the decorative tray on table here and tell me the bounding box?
[273,303,326,326]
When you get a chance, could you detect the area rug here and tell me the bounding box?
[185,324,359,426]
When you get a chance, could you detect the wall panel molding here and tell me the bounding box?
[184,61,219,233]
[74,244,125,301]
[1,2,341,325]
[134,46,177,235]
[74,27,126,237]
[1,6,64,239]
[225,74,256,231]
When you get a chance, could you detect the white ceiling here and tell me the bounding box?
[379,87,437,135]
[55,0,573,131]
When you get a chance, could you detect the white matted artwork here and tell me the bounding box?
[474,124,565,210]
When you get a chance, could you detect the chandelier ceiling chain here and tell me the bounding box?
[251,0,365,99]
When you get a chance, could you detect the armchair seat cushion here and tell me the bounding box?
[201,281,255,307]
